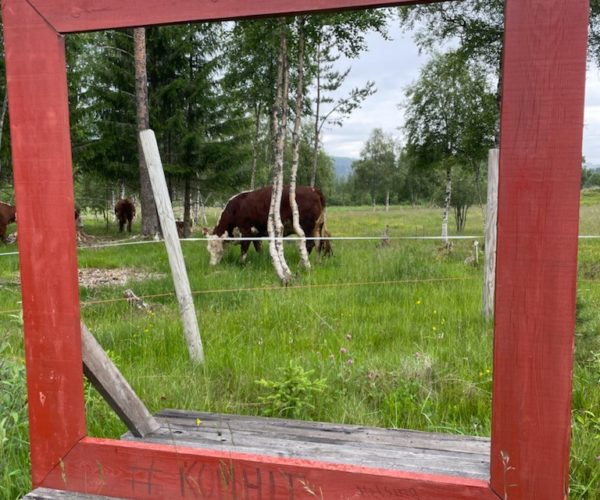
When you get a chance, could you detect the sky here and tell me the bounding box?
[322,24,600,166]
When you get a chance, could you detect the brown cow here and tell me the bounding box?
[114,199,136,232]
[205,185,330,265]
[0,202,16,243]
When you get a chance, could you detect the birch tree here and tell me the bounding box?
[268,20,293,284]
[403,52,496,245]
[289,17,311,269]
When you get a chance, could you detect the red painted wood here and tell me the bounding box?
[2,0,86,486]
[30,0,447,33]
[491,0,588,498]
[39,437,497,499]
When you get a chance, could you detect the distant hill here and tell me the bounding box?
[331,156,356,179]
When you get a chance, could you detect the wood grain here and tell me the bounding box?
[491,0,588,498]
[1,0,86,486]
[482,149,498,319]
[140,129,204,363]
[120,410,490,480]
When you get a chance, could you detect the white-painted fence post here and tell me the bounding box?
[139,129,204,363]
[483,148,499,319]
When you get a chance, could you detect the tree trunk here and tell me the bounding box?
[290,19,310,269]
[183,177,192,237]
[134,28,160,237]
[268,21,293,284]
[385,190,390,212]
[250,103,262,191]
[310,38,322,189]
[441,161,452,246]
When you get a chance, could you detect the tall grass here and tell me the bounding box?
[0,201,599,498]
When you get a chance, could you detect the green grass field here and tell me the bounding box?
[1,199,599,499]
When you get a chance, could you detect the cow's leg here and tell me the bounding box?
[239,229,252,264]
[127,217,132,232]
[118,219,124,232]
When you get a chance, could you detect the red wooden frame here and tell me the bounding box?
[3,0,588,498]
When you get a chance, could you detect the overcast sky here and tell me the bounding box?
[322,24,600,166]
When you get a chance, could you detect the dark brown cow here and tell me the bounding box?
[114,198,136,232]
[0,202,16,243]
[205,185,329,265]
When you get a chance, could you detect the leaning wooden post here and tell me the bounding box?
[483,148,499,319]
[81,323,160,437]
[140,129,204,363]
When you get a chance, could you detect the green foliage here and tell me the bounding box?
[0,341,30,499]
[256,361,327,418]
[351,128,401,205]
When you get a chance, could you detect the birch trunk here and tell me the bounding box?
[268,21,293,284]
[385,190,390,212]
[250,103,261,191]
[134,28,160,237]
[441,161,452,246]
[290,19,310,269]
[310,39,322,188]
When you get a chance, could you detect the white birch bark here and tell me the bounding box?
[290,19,310,269]
[268,22,293,284]
[310,39,322,189]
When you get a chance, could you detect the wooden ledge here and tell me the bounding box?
[122,409,491,481]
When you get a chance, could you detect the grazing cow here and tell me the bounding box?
[0,202,16,243]
[114,198,136,232]
[205,185,329,265]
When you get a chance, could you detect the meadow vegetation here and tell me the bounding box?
[1,199,599,498]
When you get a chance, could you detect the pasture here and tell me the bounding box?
[1,200,600,499]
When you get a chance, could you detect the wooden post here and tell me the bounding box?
[139,129,204,363]
[490,0,587,496]
[483,148,498,319]
[81,323,160,437]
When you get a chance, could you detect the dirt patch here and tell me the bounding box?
[78,268,165,288]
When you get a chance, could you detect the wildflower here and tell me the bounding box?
[416,299,422,305]
[415,352,422,358]
[368,371,378,381]
[347,358,354,365]
[432,326,437,331]
[340,347,348,355]
[346,333,353,341]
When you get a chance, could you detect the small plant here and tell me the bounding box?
[255,361,327,419]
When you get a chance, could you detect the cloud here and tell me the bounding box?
[324,23,599,163]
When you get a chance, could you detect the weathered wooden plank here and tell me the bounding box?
[139,129,204,363]
[157,409,490,455]
[482,148,498,319]
[81,323,160,437]
[123,426,489,480]
[491,0,588,498]
[1,0,86,486]
[120,411,490,480]
[39,437,496,499]
[23,488,121,499]
[30,0,449,33]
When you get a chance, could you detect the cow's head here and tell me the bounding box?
[203,228,228,265]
